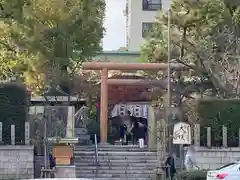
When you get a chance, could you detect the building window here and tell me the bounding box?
[142,0,161,11]
[142,22,153,37]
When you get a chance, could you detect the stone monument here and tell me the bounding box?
[48,106,78,178]
[74,105,91,144]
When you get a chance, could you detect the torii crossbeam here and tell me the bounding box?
[82,62,186,143]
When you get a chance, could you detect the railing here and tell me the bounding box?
[94,134,99,165]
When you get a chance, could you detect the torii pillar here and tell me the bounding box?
[100,68,108,143]
[83,62,185,144]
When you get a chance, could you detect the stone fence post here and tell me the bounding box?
[194,124,200,147]
[207,127,211,147]
[239,128,240,147]
[222,125,227,147]
[11,124,15,145]
[25,122,30,145]
[0,123,30,145]
[0,122,2,142]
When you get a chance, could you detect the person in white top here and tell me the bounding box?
[120,110,132,145]
[184,145,199,170]
[137,122,145,148]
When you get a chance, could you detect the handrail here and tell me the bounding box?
[94,134,99,165]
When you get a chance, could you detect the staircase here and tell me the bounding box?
[75,145,158,180]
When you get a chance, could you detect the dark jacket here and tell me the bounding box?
[120,125,125,138]
[131,121,138,135]
[136,126,145,139]
[49,154,56,169]
[165,155,176,178]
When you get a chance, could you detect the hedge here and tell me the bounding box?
[197,99,240,146]
[0,83,28,144]
[174,170,207,180]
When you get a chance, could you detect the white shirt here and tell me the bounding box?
[184,151,196,169]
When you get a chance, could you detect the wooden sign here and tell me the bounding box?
[52,144,73,165]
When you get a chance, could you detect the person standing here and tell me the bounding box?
[137,122,145,148]
[165,152,176,179]
[122,110,132,145]
[131,121,138,145]
[49,153,56,169]
[184,145,199,170]
[119,124,125,145]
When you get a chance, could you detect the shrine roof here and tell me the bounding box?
[107,74,151,104]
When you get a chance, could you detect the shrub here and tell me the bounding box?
[174,170,207,180]
[0,83,28,144]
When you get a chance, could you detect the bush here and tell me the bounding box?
[0,83,28,144]
[174,170,207,180]
[198,99,240,146]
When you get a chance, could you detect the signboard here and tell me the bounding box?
[173,122,191,144]
[31,96,78,102]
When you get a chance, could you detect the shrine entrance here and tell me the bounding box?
[82,62,185,146]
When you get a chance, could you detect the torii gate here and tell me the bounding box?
[82,62,185,143]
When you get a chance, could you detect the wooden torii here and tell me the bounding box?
[82,62,185,143]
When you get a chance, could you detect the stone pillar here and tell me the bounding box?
[194,124,200,147]
[66,106,75,138]
[238,128,240,147]
[11,125,15,145]
[100,68,108,143]
[207,127,211,147]
[156,119,166,180]
[0,122,2,142]
[148,105,156,149]
[25,122,30,145]
[222,125,227,147]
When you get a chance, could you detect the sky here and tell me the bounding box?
[102,0,126,51]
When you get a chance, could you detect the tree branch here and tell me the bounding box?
[0,41,17,54]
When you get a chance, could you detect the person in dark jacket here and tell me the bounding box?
[119,124,125,145]
[131,121,138,145]
[136,122,145,148]
[49,153,56,169]
[165,152,176,179]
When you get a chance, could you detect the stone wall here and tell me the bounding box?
[194,147,240,170]
[0,145,34,179]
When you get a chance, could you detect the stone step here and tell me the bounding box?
[74,145,159,180]
[75,166,156,170]
[77,178,152,180]
[77,135,91,140]
[75,162,157,167]
[75,173,153,178]
[75,151,157,155]
[75,156,158,161]
[74,152,157,159]
[75,149,152,152]
[75,163,182,170]
[76,159,157,163]
[75,157,158,163]
[76,169,155,174]
[75,145,155,152]
[75,145,150,148]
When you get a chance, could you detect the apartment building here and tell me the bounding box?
[125,0,171,51]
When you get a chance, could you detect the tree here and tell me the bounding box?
[0,0,105,94]
[141,0,240,97]
[140,0,240,123]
